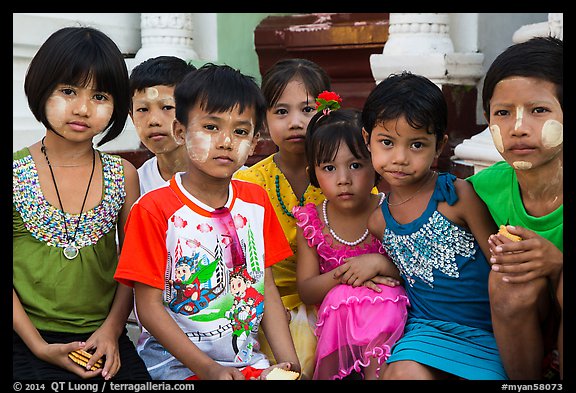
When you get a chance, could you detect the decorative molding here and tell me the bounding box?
[370,13,483,86]
[134,13,199,64]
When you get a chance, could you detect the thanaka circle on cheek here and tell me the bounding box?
[95,103,114,121]
[541,120,563,148]
[46,96,68,127]
[237,140,253,163]
[145,87,159,100]
[186,132,211,163]
[512,161,532,170]
[489,125,504,153]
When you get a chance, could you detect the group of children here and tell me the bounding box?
[13,26,563,382]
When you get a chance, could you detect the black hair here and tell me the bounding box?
[482,36,563,120]
[174,63,267,135]
[362,71,447,146]
[306,108,379,188]
[24,26,130,147]
[261,58,331,108]
[129,56,197,108]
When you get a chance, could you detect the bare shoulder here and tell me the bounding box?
[453,177,480,203]
[120,158,140,195]
[367,204,386,239]
[120,157,138,177]
[439,177,485,227]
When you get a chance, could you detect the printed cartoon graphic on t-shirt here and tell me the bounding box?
[163,211,265,362]
[226,266,264,354]
[168,253,222,315]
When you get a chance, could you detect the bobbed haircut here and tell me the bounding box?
[482,36,563,120]
[174,63,267,135]
[24,26,130,147]
[261,58,331,108]
[129,56,197,104]
[306,108,379,188]
[362,71,447,146]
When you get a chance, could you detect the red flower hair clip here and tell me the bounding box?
[315,91,342,115]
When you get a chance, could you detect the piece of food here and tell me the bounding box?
[68,349,103,371]
[498,225,522,242]
[266,367,300,380]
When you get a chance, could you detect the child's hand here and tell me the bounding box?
[38,341,103,379]
[84,328,120,380]
[363,276,402,292]
[333,253,385,287]
[201,364,246,380]
[488,225,563,284]
[259,362,299,380]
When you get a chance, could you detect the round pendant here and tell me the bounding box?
[63,245,79,260]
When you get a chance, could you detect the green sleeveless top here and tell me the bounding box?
[467,161,563,252]
[13,148,125,333]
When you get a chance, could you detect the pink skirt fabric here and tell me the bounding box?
[313,283,409,380]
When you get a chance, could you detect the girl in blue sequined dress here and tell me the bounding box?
[361,71,508,380]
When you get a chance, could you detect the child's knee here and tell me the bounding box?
[489,275,547,318]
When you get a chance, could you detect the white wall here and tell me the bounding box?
[13,13,222,153]
[13,13,548,153]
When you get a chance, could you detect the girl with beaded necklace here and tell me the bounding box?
[362,72,506,380]
[13,27,149,380]
[294,93,409,380]
[233,58,331,379]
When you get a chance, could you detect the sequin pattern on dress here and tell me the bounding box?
[382,210,476,288]
[13,152,125,249]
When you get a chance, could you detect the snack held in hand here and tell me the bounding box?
[68,349,103,371]
[266,367,300,380]
[498,225,522,242]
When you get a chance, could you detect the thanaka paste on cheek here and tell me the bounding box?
[541,119,563,148]
[46,96,68,129]
[489,125,504,153]
[187,132,211,163]
[237,140,252,163]
[95,103,114,124]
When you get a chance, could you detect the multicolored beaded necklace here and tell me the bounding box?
[275,175,306,218]
[41,137,95,260]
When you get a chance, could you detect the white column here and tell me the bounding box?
[512,12,563,43]
[133,13,199,66]
[370,13,483,86]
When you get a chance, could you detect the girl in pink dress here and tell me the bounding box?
[294,92,409,380]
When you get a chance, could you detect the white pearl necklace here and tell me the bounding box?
[322,194,384,247]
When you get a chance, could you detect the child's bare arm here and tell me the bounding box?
[117,159,140,248]
[296,226,341,305]
[134,283,244,380]
[84,283,135,378]
[260,267,301,374]
[13,289,102,378]
[454,179,498,261]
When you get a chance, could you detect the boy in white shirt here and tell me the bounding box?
[129,56,196,194]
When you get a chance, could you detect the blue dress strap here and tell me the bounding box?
[432,172,458,206]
